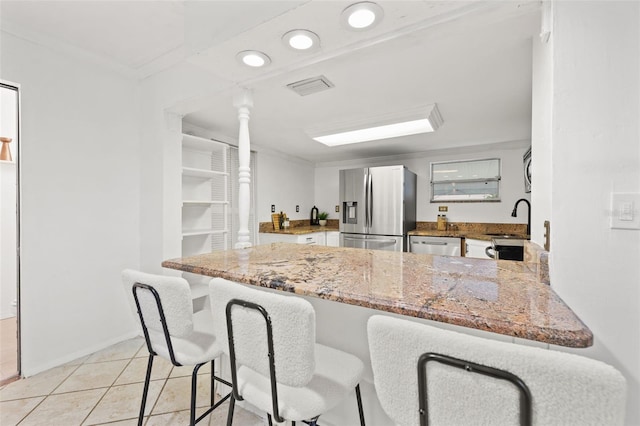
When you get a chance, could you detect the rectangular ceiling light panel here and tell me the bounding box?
[310,103,443,147]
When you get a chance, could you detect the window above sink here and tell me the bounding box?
[430,158,501,202]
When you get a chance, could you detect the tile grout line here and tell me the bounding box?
[13,360,84,425]
[79,348,141,426]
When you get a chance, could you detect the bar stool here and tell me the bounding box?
[367,315,626,426]
[208,277,366,426]
[122,269,232,426]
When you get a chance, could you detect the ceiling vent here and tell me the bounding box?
[286,75,334,96]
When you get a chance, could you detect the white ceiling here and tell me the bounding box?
[0,1,541,163]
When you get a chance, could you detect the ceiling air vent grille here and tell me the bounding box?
[286,75,334,96]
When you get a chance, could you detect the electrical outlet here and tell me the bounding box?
[296,205,299,212]
[335,205,339,212]
[438,206,448,212]
[271,205,275,213]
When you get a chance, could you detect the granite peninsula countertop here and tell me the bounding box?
[162,243,592,348]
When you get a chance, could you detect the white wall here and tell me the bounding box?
[549,2,640,424]
[256,149,315,223]
[315,140,531,226]
[530,24,553,247]
[0,32,141,375]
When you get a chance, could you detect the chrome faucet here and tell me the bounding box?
[511,198,531,236]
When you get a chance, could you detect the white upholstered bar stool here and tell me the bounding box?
[122,269,232,426]
[367,315,626,426]
[208,277,366,426]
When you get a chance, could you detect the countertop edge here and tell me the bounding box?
[161,252,593,349]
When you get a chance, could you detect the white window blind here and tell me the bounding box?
[430,158,501,202]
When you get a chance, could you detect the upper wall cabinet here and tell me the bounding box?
[430,158,501,202]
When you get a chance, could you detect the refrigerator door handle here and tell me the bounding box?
[366,238,399,244]
[343,236,367,241]
[369,172,373,228]
[364,171,369,229]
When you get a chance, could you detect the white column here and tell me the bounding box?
[234,89,253,249]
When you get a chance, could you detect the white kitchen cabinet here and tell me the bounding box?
[259,232,326,246]
[409,236,462,256]
[465,238,494,259]
[326,231,340,247]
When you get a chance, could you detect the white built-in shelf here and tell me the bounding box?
[189,281,209,300]
[0,160,16,165]
[182,167,229,179]
[182,229,229,238]
[182,134,224,152]
[182,200,229,207]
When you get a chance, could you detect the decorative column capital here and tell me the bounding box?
[233,88,254,110]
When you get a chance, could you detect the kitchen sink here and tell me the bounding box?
[485,233,526,239]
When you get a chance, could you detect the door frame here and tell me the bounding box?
[1,79,22,380]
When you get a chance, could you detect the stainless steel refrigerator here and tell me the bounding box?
[339,165,416,252]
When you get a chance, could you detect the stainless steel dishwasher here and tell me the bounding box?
[409,235,461,256]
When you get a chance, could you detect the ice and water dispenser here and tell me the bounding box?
[343,201,357,224]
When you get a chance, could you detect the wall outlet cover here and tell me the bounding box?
[438,206,448,212]
[335,205,340,212]
[271,205,275,213]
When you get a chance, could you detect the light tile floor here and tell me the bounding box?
[0,337,265,425]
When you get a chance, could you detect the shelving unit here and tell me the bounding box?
[181,133,230,304]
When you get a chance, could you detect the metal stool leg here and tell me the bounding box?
[226,395,235,426]
[356,384,366,425]
[191,363,206,426]
[138,354,154,426]
[210,359,215,407]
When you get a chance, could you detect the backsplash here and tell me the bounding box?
[415,221,528,235]
[259,219,339,233]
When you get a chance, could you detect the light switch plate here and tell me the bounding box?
[610,193,640,229]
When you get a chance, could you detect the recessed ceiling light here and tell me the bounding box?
[236,50,271,68]
[282,29,320,52]
[341,2,383,31]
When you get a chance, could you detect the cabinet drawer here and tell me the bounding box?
[259,232,325,245]
[409,236,461,256]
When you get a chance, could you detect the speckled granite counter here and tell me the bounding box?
[408,221,529,241]
[162,243,591,348]
[259,219,339,235]
[259,224,339,235]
